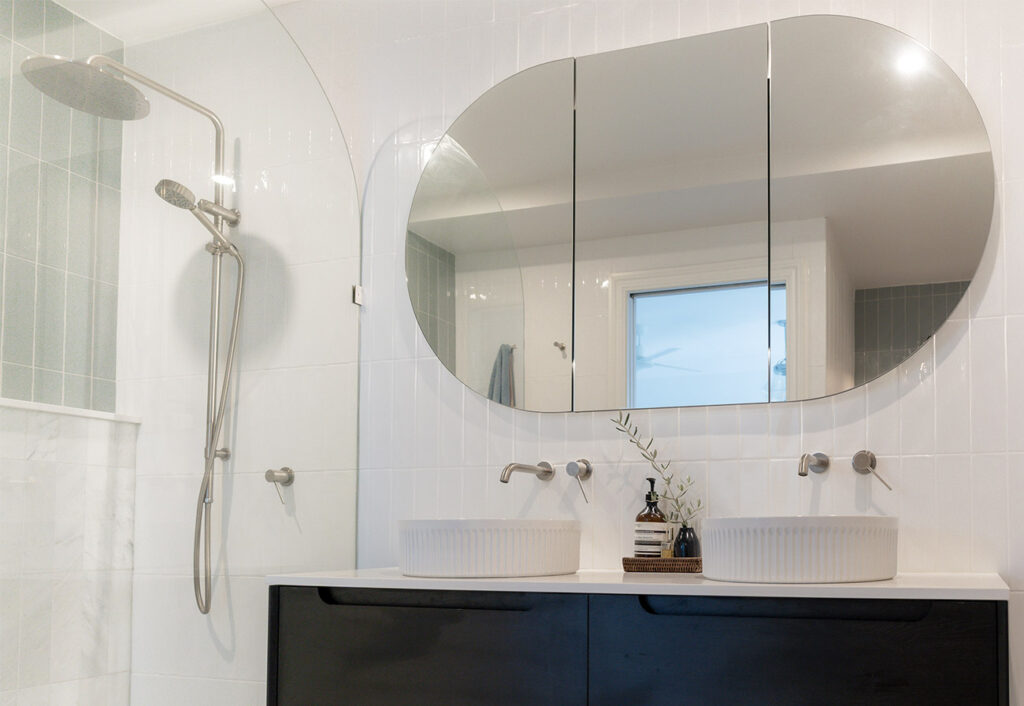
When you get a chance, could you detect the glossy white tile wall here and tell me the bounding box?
[0,404,137,705]
[115,8,361,704]
[273,0,1024,701]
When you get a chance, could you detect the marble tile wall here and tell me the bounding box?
[0,402,137,705]
[271,0,1024,702]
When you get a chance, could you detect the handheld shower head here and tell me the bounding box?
[155,179,197,210]
[154,179,237,250]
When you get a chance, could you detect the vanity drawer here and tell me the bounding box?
[588,594,1007,705]
[268,586,587,706]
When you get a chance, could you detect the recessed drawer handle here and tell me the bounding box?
[638,595,932,622]
[317,587,534,612]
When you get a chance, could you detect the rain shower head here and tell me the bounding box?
[155,179,197,210]
[21,55,150,121]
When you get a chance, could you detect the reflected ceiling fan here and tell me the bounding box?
[635,345,700,372]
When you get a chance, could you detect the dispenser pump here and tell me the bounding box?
[645,477,659,504]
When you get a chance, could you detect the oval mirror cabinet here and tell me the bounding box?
[405,15,994,412]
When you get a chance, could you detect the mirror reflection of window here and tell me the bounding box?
[629,281,780,407]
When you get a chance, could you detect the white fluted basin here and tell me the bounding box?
[702,515,898,583]
[398,519,581,578]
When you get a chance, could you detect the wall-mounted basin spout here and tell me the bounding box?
[500,461,555,483]
[798,452,830,476]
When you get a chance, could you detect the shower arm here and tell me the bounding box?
[85,54,226,211]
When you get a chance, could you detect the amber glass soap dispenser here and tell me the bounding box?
[633,477,670,558]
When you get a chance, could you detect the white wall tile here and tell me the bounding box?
[934,319,972,453]
[970,317,1007,451]
[898,344,936,455]
[0,407,136,703]
[970,453,1009,574]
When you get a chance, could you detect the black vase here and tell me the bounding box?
[673,525,701,558]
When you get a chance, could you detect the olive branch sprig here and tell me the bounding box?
[611,410,703,527]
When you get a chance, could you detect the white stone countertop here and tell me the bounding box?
[267,568,1009,601]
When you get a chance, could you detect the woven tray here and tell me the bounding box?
[622,556,702,573]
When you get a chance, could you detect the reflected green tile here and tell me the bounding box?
[0,1,11,39]
[862,300,877,351]
[0,36,11,146]
[62,373,88,408]
[92,280,115,379]
[891,296,907,350]
[67,173,95,276]
[9,45,40,157]
[43,1,72,57]
[95,184,118,283]
[99,28,122,56]
[64,273,91,375]
[918,295,933,345]
[5,148,37,259]
[2,254,33,364]
[40,96,70,168]
[1,361,30,399]
[0,148,7,246]
[877,299,892,350]
[427,258,438,317]
[69,109,97,179]
[91,378,113,412]
[38,162,67,267]
[854,302,864,353]
[32,367,60,404]
[11,1,42,54]
[97,118,120,189]
[72,16,102,60]
[33,264,63,370]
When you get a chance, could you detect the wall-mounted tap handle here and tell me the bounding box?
[265,467,295,504]
[566,459,592,480]
[566,459,593,503]
[798,452,830,476]
[851,450,892,491]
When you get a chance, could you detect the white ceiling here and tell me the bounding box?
[58,0,296,44]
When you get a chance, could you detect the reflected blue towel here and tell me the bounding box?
[487,344,516,406]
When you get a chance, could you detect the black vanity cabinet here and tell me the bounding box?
[268,586,1007,705]
[268,586,588,705]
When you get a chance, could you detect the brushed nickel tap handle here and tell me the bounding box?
[265,467,295,504]
[852,450,892,491]
[566,459,593,503]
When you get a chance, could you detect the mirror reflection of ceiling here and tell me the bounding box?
[772,15,991,289]
[411,18,990,290]
[408,59,573,257]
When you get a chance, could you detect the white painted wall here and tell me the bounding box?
[0,404,137,705]
[274,0,1024,702]
[115,9,360,704]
